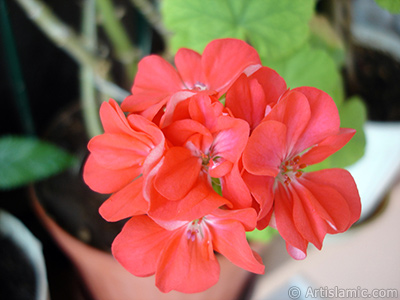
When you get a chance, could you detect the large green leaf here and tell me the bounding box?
[307,96,367,171]
[267,45,344,105]
[375,0,400,14]
[0,136,77,189]
[162,0,315,61]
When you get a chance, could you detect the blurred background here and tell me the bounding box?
[0,0,399,299]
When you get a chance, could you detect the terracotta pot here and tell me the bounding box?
[31,188,258,300]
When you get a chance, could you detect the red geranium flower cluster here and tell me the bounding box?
[83,38,361,293]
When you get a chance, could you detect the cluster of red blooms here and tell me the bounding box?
[83,38,361,293]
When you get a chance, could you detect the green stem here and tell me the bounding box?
[1,0,35,136]
[81,0,102,138]
[96,0,138,81]
[14,0,111,81]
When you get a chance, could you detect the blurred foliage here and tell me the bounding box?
[0,136,77,190]
[375,0,400,14]
[162,0,367,170]
[162,0,314,61]
[246,226,277,242]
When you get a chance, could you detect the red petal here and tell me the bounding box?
[174,48,204,89]
[220,163,253,209]
[225,74,267,130]
[265,90,311,157]
[243,120,287,176]
[134,97,169,121]
[291,87,340,153]
[188,93,223,130]
[202,38,261,95]
[208,114,250,178]
[300,128,356,165]
[291,183,327,250]
[99,176,148,221]
[88,133,150,169]
[207,217,264,274]
[112,215,173,277]
[159,91,194,128]
[154,147,202,200]
[208,160,233,178]
[286,243,307,260]
[302,169,361,229]
[296,174,351,233]
[209,207,258,231]
[256,209,274,231]
[156,225,219,293]
[212,115,250,162]
[121,55,183,112]
[242,171,274,225]
[100,99,133,135]
[83,155,141,194]
[150,175,229,222]
[162,119,213,150]
[127,113,165,146]
[250,67,287,109]
[274,184,308,255]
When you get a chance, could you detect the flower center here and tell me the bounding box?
[193,81,207,91]
[200,152,211,166]
[186,218,204,242]
[278,155,307,186]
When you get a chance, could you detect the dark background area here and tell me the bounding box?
[0,1,86,299]
[0,0,164,298]
[1,0,400,299]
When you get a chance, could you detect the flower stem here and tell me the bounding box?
[81,0,102,138]
[96,0,138,82]
[14,0,111,80]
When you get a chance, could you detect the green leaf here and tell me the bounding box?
[375,0,400,14]
[267,45,344,105]
[246,227,277,242]
[309,15,345,67]
[307,96,367,171]
[211,177,222,196]
[162,0,315,61]
[0,136,77,190]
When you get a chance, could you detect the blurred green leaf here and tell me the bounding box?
[375,0,400,14]
[267,45,344,105]
[0,136,77,190]
[246,226,277,242]
[307,96,367,171]
[309,15,345,67]
[162,0,314,61]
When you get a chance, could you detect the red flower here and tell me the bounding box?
[242,87,361,259]
[83,38,362,294]
[153,94,250,212]
[145,157,230,223]
[225,66,287,131]
[121,38,261,121]
[83,99,165,221]
[112,208,264,293]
